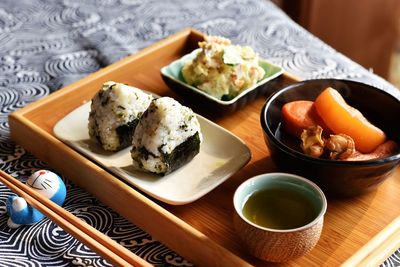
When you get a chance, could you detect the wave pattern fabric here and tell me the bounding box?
[0,0,399,266]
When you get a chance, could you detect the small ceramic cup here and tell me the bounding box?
[233,173,327,262]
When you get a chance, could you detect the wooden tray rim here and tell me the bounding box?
[8,27,400,266]
[9,28,253,266]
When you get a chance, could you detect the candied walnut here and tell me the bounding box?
[326,134,355,160]
[300,125,325,158]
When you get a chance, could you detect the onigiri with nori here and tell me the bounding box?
[88,81,153,151]
[131,97,202,175]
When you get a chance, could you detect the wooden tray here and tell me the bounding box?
[9,28,400,266]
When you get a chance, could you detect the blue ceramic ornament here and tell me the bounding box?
[6,170,67,228]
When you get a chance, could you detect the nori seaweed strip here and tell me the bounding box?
[100,94,110,106]
[137,146,158,160]
[115,118,139,149]
[161,132,201,175]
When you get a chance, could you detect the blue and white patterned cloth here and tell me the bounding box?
[0,0,399,266]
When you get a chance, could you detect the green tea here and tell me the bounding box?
[242,186,318,230]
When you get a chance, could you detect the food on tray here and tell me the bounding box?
[181,35,265,100]
[281,87,398,160]
[131,97,202,175]
[300,125,357,160]
[282,100,331,138]
[324,133,356,160]
[300,125,326,158]
[88,81,153,151]
[346,140,398,161]
[314,87,386,153]
[88,81,202,175]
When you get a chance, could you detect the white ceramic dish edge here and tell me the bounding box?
[53,100,251,205]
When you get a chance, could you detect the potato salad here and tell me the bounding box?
[182,36,265,100]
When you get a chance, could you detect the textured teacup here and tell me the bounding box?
[233,173,327,262]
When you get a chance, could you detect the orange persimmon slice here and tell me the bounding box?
[282,100,331,137]
[314,87,386,153]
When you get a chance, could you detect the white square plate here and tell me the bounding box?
[53,100,251,205]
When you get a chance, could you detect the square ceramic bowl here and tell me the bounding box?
[161,48,284,113]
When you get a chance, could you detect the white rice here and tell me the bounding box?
[131,97,202,174]
[88,81,153,151]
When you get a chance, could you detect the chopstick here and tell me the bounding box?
[342,216,400,267]
[0,169,152,267]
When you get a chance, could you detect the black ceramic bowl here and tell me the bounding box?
[260,79,400,197]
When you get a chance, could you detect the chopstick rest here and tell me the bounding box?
[6,170,66,228]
